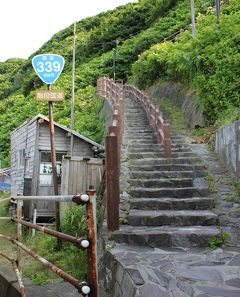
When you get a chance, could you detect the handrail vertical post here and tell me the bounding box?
[163,122,172,157]
[86,189,99,297]
[17,199,23,272]
[105,135,119,231]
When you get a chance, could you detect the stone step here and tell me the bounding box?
[129,157,200,165]
[128,147,191,153]
[128,178,193,188]
[128,210,217,226]
[129,170,195,179]
[125,119,149,123]
[125,132,156,137]
[125,128,154,133]
[128,139,159,144]
[124,108,144,111]
[125,114,148,118]
[127,135,157,140]
[128,152,195,159]
[128,164,205,173]
[125,125,151,129]
[130,197,214,210]
[126,131,156,135]
[129,187,208,198]
[125,120,149,124]
[128,143,189,149]
[110,225,221,248]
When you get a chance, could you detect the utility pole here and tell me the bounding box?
[190,0,196,38]
[71,22,77,156]
[112,48,116,82]
[112,39,120,82]
[215,0,220,29]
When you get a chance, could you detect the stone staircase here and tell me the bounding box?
[111,97,221,248]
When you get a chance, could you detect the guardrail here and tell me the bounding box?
[97,78,124,231]
[0,191,98,297]
[125,84,172,157]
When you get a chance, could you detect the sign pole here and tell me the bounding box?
[47,84,62,249]
[32,53,65,250]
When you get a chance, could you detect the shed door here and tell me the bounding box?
[37,151,65,215]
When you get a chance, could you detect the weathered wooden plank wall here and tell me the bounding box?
[38,123,93,156]
[11,120,37,195]
[60,157,104,214]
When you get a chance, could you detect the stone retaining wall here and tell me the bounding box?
[215,120,240,178]
[148,81,205,129]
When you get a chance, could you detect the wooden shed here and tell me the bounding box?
[10,114,103,220]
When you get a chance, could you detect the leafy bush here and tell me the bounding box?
[132,0,240,124]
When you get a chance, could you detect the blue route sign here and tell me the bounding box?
[32,54,65,85]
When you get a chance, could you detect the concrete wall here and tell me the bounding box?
[0,264,21,297]
[215,120,240,178]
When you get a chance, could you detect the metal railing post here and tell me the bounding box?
[0,252,27,297]
[105,134,119,231]
[86,189,99,297]
[17,199,23,272]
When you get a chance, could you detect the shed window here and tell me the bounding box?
[18,149,25,169]
[39,152,65,185]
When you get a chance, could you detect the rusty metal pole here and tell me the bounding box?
[86,189,99,297]
[0,234,89,293]
[17,199,23,272]
[47,84,61,249]
[0,252,27,297]
[12,217,90,249]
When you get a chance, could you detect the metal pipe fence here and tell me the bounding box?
[0,191,99,297]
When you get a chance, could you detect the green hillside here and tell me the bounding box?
[0,0,239,167]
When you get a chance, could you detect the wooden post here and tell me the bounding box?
[105,135,119,231]
[17,199,23,272]
[163,122,172,157]
[109,123,120,175]
[48,84,62,249]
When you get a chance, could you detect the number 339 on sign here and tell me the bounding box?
[32,54,65,85]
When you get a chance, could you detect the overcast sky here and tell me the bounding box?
[0,0,138,62]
